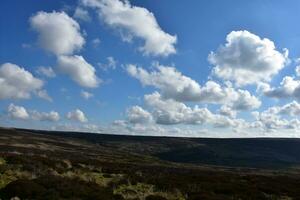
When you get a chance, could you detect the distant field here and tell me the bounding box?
[1,127,300,200]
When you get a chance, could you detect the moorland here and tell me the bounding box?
[1,127,300,200]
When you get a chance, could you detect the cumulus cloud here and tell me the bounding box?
[251,109,300,131]
[262,101,300,117]
[209,30,288,86]
[57,55,100,88]
[8,104,30,120]
[0,63,44,99]
[127,64,260,110]
[120,93,300,134]
[35,90,53,102]
[74,6,91,21]
[81,0,177,56]
[144,92,246,128]
[296,66,300,77]
[127,106,153,124]
[219,105,236,118]
[144,92,206,125]
[36,66,56,78]
[7,104,59,121]
[67,109,88,122]
[230,89,261,110]
[263,76,300,100]
[249,101,300,131]
[31,110,60,121]
[80,90,94,99]
[30,11,85,55]
[278,101,300,116]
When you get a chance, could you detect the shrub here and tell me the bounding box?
[145,194,168,200]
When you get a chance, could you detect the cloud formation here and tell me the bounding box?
[252,109,300,131]
[67,109,88,122]
[35,90,53,102]
[0,63,44,99]
[80,90,94,99]
[143,92,246,128]
[36,66,56,78]
[296,66,300,76]
[57,55,100,88]
[262,76,300,100]
[81,0,177,56]
[8,104,59,121]
[219,105,237,118]
[99,56,117,71]
[122,93,300,134]
[127,64,260,110]
[31,110,60,121]
[127,106,153,124]
[30,11,85,55]
[8,104,30,120]
[74,6,91,21]
[262,101,300,117]
[209,30,288,86]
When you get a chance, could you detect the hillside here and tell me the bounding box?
[0,127,300,199]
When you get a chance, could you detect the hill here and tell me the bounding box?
[0,127,300,199]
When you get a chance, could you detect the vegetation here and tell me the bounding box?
[0,128,300,199]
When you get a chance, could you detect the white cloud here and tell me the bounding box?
[262,101,300,117]
[127,64,260,110]
[278,101,300,116]
[251,111,287,131]
[251,108,300,131]
[7,104,59,122]
[112,120,128,127]
[144,92,205,125]
[144,92,246,128]
[57,55,100,88]
[81,0,177,56]
[30,11,85,55]
[8,104,30,120]
[36,90,53,102]
[230,89,261,110]
[99,56,117,71]
[80,90,94,99]
[31,110,60,121]
[67,109,88,122]
[263,76,300,100]
[36,66,56,78]
[74,6,91,21]
[127,106,153,124]
[119,93,300,135]
[219,105,236,118]
[51,123,102,133]
[91,38,101,47]
[296,66,300,76]
[209,30,288,86]
[110,120,170,136]
[0,63,44,99]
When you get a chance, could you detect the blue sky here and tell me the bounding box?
[1,0,300,137]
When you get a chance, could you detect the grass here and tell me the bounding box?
[1,128,300,199]
[0,157,6,165]
[0,158,33,190]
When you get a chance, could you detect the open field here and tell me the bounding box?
[1,127,300,199]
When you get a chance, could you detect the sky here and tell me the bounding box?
[1,0,300,137]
